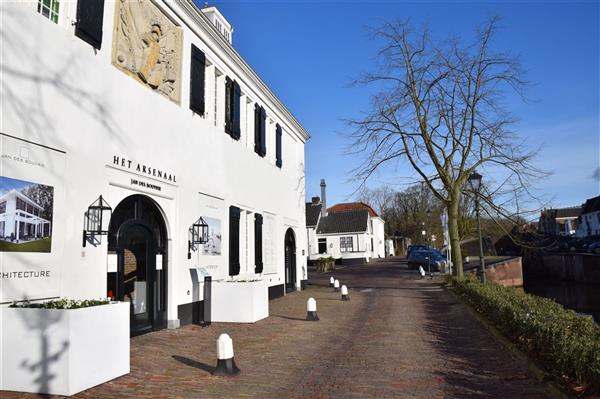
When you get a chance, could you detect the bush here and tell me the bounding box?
[10,298,110,309]
[448,276,600,394]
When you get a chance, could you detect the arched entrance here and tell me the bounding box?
[284,228,296,292]
[107,195,168,336]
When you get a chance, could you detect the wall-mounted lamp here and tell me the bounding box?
[83,195,112,247]
[188,217,209,259]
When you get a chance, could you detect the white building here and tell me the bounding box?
[576,196,600,237]
[306,180,386,265]
[0,189,52,243]
[1,0,309,335]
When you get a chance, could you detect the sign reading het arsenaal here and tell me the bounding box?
[0,134,65,303]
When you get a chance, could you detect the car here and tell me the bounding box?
[587,241,600,254]
[407,244,430,258]
[407,249,446,272]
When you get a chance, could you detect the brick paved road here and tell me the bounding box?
[3,258,553,398]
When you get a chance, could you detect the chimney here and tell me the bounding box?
[320,179,327,217]
[311,196,320,205]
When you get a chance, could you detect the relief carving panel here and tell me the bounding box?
[112,0,182,103]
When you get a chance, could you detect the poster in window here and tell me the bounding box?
[202,217,221,256]
[0,176,54,253]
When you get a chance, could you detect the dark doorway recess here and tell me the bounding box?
[107,195,168,336]
[284,228,296,292]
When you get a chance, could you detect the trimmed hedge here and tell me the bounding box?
[448,276,600,394]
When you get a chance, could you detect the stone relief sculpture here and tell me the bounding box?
[112,0,182,103]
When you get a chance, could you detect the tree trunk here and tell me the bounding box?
[448,197,463,277]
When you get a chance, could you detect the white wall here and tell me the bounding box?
[371,217,386,258]
[0,2,308,324]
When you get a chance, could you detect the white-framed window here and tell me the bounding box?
[340,236,354,252]
[38,0,60,24]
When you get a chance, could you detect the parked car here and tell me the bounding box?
[587,241,600,254]
[407,249,446,272]
[407,244,430,258]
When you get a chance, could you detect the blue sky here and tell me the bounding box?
[0,176,33,196]
[200,0,599,210]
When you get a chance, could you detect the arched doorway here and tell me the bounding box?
[107,195,168,336]
[284,228,296,292]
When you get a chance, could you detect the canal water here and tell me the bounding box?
[523,276,600,324]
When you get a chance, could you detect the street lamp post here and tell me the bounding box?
[468,171,486,283]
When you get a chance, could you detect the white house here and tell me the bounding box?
[576,195,600,237]
[0,189,52,243]
[1,0,309,336]
[306,180,386,265]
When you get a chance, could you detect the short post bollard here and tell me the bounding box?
[329,276,335,287]
[341,285,349,301]
[213,333,240,376]
[419,266,426,279]
[306,297,319,321]
[334,279,340,291]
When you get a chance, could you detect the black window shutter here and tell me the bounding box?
[75,0,105,50]
[225,77,233,135]
[260,107,267,157]
[276,124,282,168]
[229,206,240,276]
[254,104,261,155]
[189,45,206,116]
[233,81,241,140]
[254,213,263,274]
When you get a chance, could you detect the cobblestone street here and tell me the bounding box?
[3,259,553,398]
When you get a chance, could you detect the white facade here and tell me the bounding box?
[1,0,309,332]
[576,211,600,237]
[371,216,386,258]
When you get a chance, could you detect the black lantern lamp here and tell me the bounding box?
[83,195,112,247]
[188,217,209,259]
[467,171,483,193]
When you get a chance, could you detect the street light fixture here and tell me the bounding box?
[468,171,486,283]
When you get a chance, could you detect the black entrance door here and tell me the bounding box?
[284,228,296,292]
[107,195,168,337]
[122,223,155,335]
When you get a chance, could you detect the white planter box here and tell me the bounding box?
[0,302,129,396]
[211,280,268,323]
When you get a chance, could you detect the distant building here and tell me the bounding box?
[538,207,581,236]
[576,196,600,237]
[305,180,386,265]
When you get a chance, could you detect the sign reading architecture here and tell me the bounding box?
[112,0,183,103]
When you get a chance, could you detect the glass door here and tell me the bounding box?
[122,224,155,336]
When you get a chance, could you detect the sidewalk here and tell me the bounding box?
[2,260,553,398]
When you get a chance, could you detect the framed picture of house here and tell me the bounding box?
[0,176,54,253]
[202,217,222,256]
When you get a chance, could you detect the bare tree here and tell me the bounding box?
[348,17,544,276]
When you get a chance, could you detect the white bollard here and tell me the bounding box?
[334,279,340,291]
[213,333,240,376]
[419,266,426,279]
[341,285,349,301]
[329,276,335,287]
[306,297,319,321]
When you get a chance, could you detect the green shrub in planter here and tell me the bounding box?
[448,276,600,394]
[10,298,110,309]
